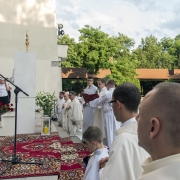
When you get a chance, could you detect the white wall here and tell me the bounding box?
[0,0,62,100]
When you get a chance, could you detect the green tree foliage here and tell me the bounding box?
[106,34,140,88]
[78,25,118,74]
[160,35,180,68]
[134,35,173,69]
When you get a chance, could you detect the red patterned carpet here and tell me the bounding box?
[0,132,90,179]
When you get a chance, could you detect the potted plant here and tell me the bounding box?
[35,91,57,117]
[0,102,14,124]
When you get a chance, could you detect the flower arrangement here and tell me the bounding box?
[0,102,14,114]
[35,91,57,116]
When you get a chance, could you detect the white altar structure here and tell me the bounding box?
[14,52,36,134]
[0,0,69,136]
[0,0,62,98]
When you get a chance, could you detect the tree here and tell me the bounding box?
[77,25,118,74]
[160,35,180,68]
[134,35,173,69]
[106,34,140,88]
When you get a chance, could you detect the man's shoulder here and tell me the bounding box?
[113,132,138,147]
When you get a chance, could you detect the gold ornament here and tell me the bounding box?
[25,31,29,52]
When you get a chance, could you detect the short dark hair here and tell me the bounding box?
[106,79,115,86]
[83,126,103,143]
[69,91,76,95]
[97,78,106,84]
[59,91,65,95]
[113,82,141,112]
[87,77,94,80]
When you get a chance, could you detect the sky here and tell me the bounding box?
[56,0,180,47]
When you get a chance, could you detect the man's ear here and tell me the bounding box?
[92,141,97,146]
[149,118,160,139]
[117,100,123,109]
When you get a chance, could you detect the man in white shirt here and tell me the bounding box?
[82,77,98,136]
[99,82,149,180]
[57,91,65,125]
[89,79,120,148]
[67,91,83,136]
[137,82,180,180]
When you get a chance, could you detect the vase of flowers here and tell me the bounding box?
[0,102,14,123]
[35,91,57,117]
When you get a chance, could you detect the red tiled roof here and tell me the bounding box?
[62,68,180,80]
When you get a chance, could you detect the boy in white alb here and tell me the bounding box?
[77,126,109,180]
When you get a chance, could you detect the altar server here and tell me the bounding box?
[137,82,180,180]
[82,77,98,136]
[99,83,149,180]
[92,78,107,140]
[89,79,120,148]
[78,126,109,180]
[56,91,65,123]
[59,93,71,130]
[67,91,83,136]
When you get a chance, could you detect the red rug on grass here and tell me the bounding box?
[0,132,90,180]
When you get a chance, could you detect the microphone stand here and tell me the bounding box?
[0,74,43,176]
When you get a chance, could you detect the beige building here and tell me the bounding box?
[0,0,62,100]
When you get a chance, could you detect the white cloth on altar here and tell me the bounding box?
[89,88,121,148]
[58,99,71,128]
[99,120,149,180]
[84,147,109,180]
[82,84,98,136]
[93,87,107,139]
[67,98,83,136]
[138,154,180,180]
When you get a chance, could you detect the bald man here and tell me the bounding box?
[137,82,180,180]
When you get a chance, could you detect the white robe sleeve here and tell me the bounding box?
[84,156,100,180]
[70,101,83,123]
[89,94,108,108]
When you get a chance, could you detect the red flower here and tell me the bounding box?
[11,104,13,106]
[10,108,14,112]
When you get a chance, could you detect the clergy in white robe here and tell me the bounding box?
[93,82,107,139]
[90,87,120,148]
[67,91,83,136]
[99,121,149,180]
[59,93,71,130]
[138,154,180,180]
[136,82,180,180]
[84,148,109,180]
[82,77,98,136]
[99,82,149,180]
[56,92,65,123]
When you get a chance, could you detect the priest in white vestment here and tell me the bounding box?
[99,82,149,180]
[136,82,180,180]
[67,91,83,136]
[92,78,107,140]
[82,77,98,137]
[56,91,65,125]
[58,93,71,130]
[89,79,121,148]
